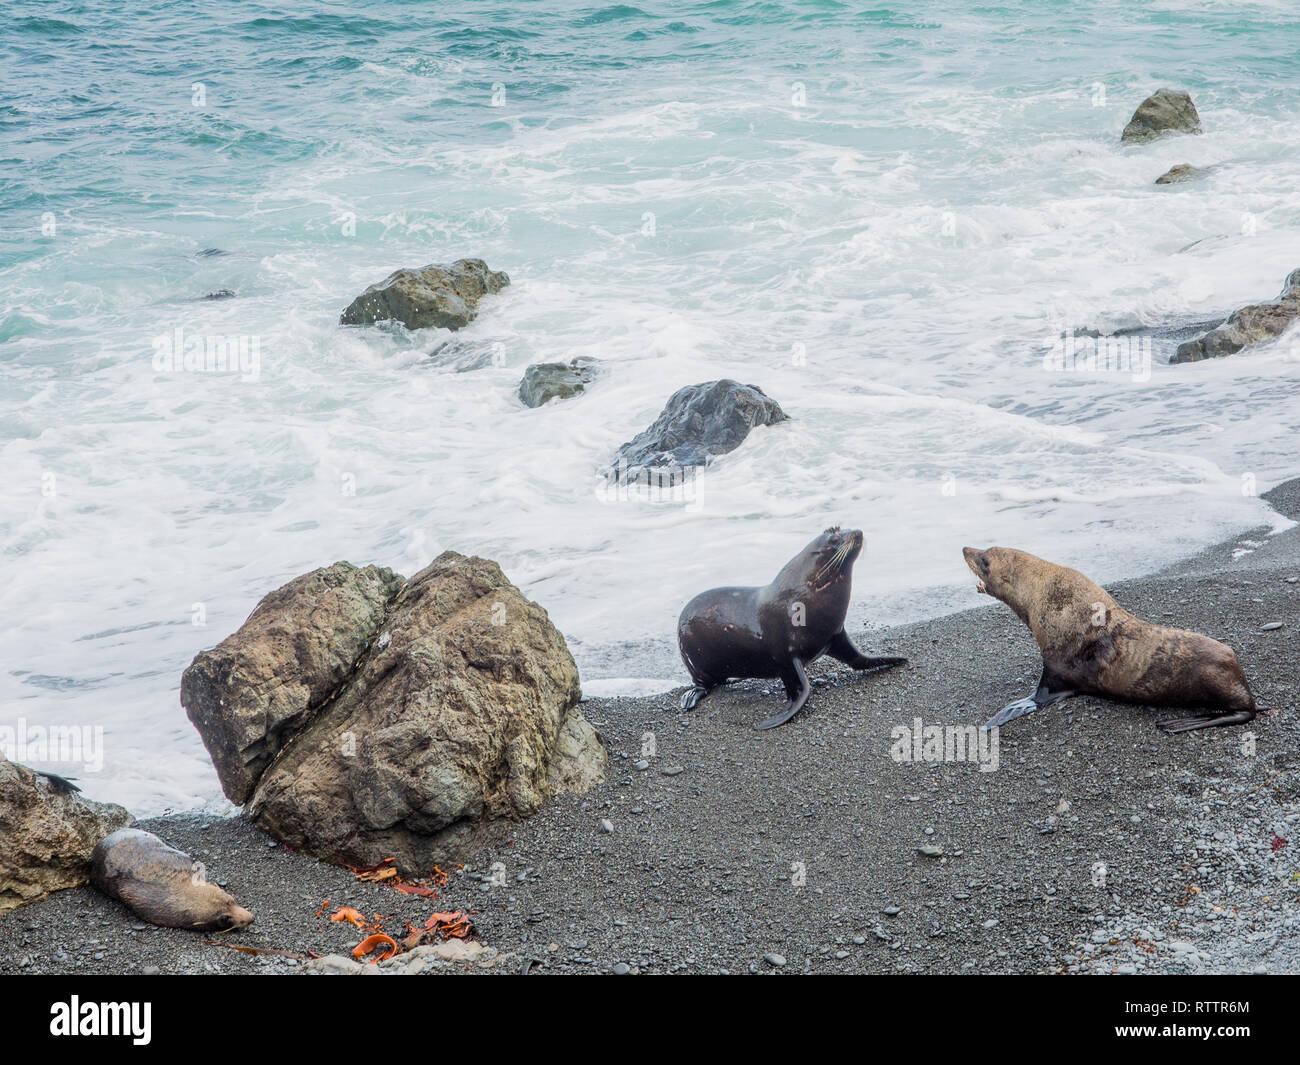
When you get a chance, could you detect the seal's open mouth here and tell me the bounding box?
[962,546,989,594]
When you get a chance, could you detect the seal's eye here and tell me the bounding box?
[216,914,234,929]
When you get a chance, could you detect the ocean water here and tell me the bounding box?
[2,0,1299,814]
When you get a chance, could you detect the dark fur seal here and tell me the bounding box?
[91,828,254,931]
[678,527,906,729]
[963,546,1266,732]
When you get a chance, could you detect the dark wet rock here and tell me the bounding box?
[1121,89,1203,143]
[185,553,604,875]
[1172,267,1300,363]
[608,380,788,480]
[1155,164,1208,185]
[0,759,132,915]
[1086,318,1225,352]
[195,248,229,258]
[518,358,600,407]
[339,258,509,332]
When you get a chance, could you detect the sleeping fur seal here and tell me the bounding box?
[91,828,254,931]
[678,527,906,729]
[963,546,1266,732]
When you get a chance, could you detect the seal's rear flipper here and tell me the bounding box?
[754,658,809,730]
[856,655,908,672]
[1156,709,1257,733]
[825,633,907,673]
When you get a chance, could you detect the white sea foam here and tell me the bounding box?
[2,2,1299,812]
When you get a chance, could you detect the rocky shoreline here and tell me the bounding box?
[4,480,1296,976]
[3,84,1297,976]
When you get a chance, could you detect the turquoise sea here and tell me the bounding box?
[2,0,1299,811]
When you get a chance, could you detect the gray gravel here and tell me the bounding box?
[3,482,1297,976]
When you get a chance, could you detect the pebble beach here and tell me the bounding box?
[5,479,1296,977]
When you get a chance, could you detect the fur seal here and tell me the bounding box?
[678,527,906,729]
[962,546,1265,732]
[90,828,254,931]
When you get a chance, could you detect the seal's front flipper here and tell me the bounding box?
[983,676,1076,730]
[755,658,810,730]
[1157,709,1257,733]
[984,697,1039,729]
[825,632,906,672]
[680,685,712,710]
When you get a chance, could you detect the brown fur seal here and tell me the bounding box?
[91,828,254,931]
[678,527,906,729]
[962,546,1266,732]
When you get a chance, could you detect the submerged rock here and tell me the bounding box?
[428,336,504,372]
[201,289,237,300]
[184,554,605,875]
[0,759,132,915]
[518,358,600,407]
[1121,89,1202,143]
[1154,163,1208,185]
[608,379,788,480]
[340,258,509,332]
[1172,267,1300,363]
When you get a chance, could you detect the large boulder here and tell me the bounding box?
[1121,89,1202,143]
[182,562,404,805]
[1172,268,1300,363]
[184,554,604,875]
[0,760,132,915]
[518,358,600,407]
[340,258,509,332]
[609,379,788,480]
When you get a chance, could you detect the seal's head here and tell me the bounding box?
[187,884,255,932]
[962,546,1028,603]
[204,899,254,931]
[807,526,864,587]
